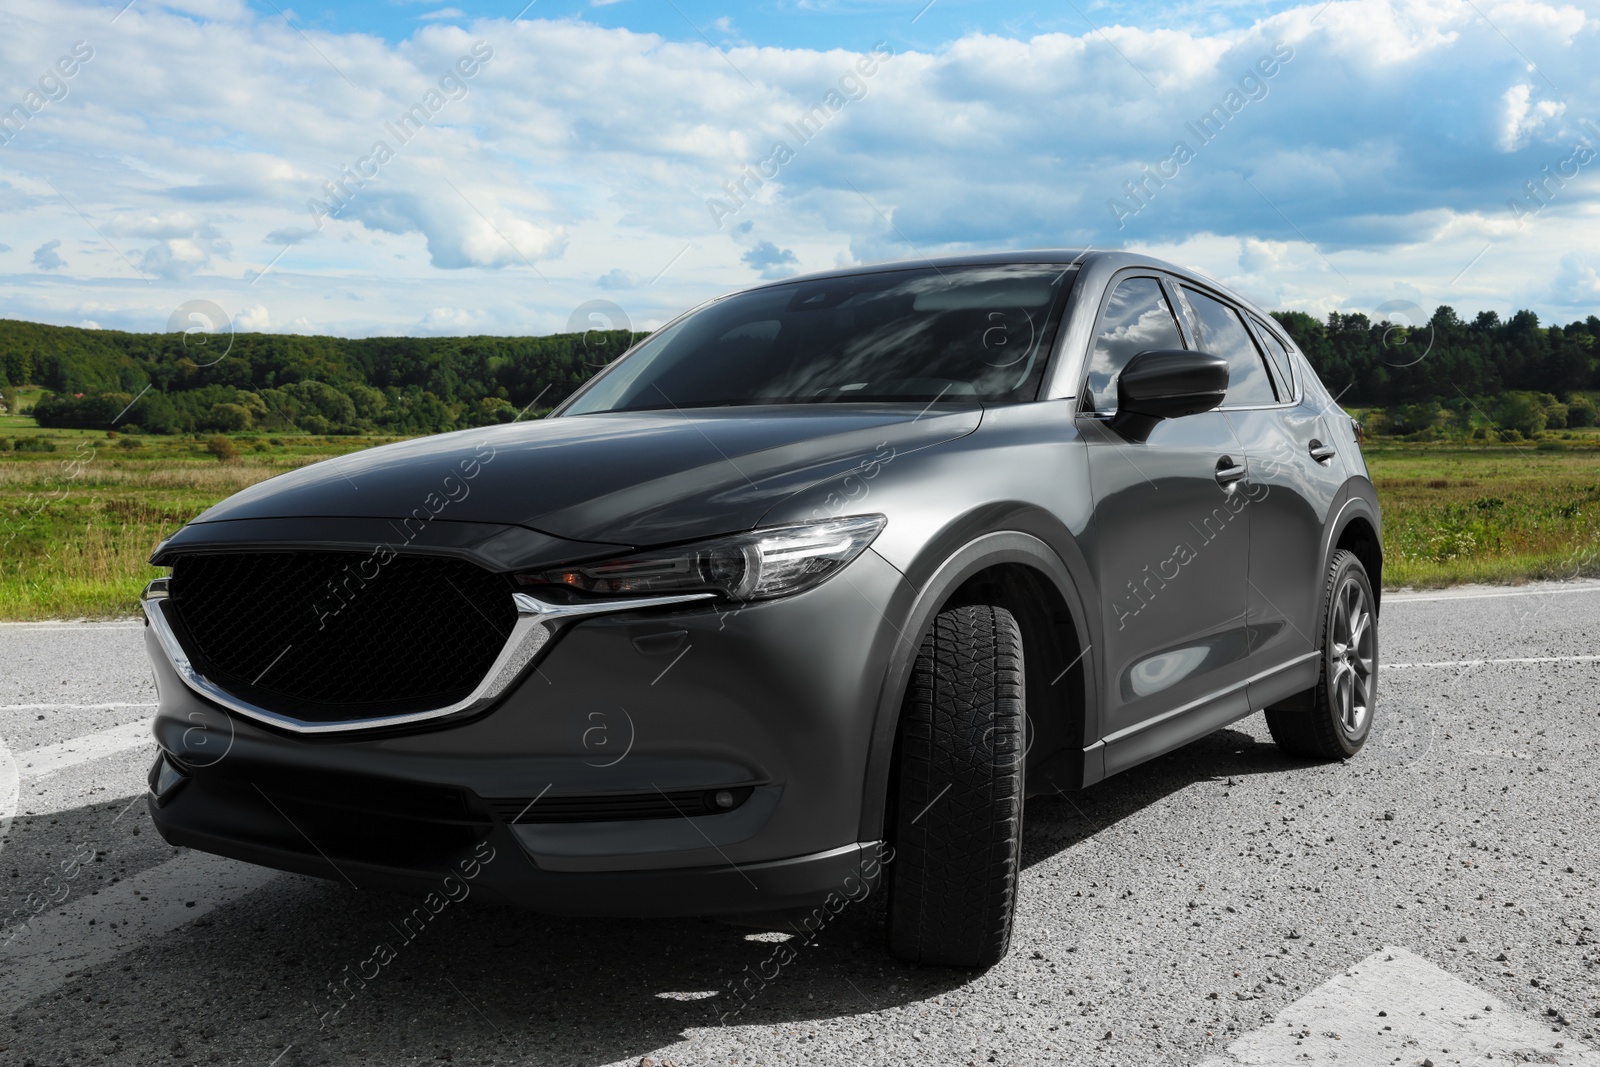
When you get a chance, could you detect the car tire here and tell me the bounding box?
[1265,549,1378,760]
[886,603,1025,969]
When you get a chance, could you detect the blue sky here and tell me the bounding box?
[1,0,1597,338]
[256,0,1291,52]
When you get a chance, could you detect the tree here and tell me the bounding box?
[1497,393,1548,437]
[201,402,253,432]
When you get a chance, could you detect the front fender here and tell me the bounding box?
[855,525,1102,842]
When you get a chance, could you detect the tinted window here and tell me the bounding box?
[1081,276,1184,413]
[1251,317,1295,399]
[563,265,1073,413]
[1181,287,1276,406]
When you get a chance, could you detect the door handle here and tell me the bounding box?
[1215,456,1247,487]
[1308,439,1336,463]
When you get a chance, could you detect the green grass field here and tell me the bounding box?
[2,413,1598,619]
[1366,439,1600,587]
[0,413,404,620]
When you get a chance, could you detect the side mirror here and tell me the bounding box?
[1109,349,1229,442]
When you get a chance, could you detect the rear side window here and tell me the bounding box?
[1251,317,1296,400]
[1081,276,1184,413]
[1180,287,1277,407]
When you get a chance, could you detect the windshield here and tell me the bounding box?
[562,264,1076,414]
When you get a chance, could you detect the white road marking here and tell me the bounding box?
[1387,583,1600,604]
[1199,945,1599,1066]
[1384,654,1600,670]
[0,852,280,1014]
[0,733,16,853]
[17,718,155,780]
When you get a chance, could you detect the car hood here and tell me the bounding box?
[188,406,982,547]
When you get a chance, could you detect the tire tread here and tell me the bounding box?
[888,604,1024,968]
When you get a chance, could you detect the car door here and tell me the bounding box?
[1174,285,1347,695]
[1078,271,1254,768]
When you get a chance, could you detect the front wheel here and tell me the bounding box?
[1265,549,1378,759]
[886,603,1024,969]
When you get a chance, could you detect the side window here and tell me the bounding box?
[1251,316,1296,400]
[1180,287,1276,407]
[1081,276,1184,413]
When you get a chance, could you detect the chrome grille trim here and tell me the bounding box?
[142,577,712,735]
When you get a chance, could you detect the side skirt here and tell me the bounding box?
[1094,652,1320,778]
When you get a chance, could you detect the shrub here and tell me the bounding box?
[0,437,10,451]
[1498,428,1524,442]
[1389,401,1446,436]
[14,437,57,453]
[206,435,239,461]
[1497,393,1548,438]
[1567,395,1597,427]
[201,402,253,432]
[117,437,143,450]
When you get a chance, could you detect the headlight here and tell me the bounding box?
[519,515,887,602]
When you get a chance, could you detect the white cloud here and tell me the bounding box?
[416,306,484,333]
[0,0,1595,338]
[235,304,271,332]
[1551,251,1600,307]
[139,238,214,281]
[1499,83,1567,151]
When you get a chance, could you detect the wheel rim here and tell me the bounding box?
[1328,576,1375,736]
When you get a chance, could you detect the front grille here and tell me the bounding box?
[488,786,755,824]
[168,550,517,722]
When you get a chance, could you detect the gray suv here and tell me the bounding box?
[141,250,1381,968]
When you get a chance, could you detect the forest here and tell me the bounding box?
[2,320,636,436]
[3,305,1597,438]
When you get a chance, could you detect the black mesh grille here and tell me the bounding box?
[168,551,517,722]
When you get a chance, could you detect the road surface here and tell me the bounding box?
[3,582,1598,1066]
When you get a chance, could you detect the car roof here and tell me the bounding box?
[737,249,1279,339]
[742,249,1194,287]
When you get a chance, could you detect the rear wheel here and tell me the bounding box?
[1266,549,1378,759]
[886,603,1024,968]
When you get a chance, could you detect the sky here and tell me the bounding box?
[0,0,1597,340]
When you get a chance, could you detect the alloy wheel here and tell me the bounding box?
[1328,576,1375,736]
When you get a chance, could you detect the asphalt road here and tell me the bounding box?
[2,582,1599,1067]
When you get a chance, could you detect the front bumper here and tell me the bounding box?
[143,548,907,916]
